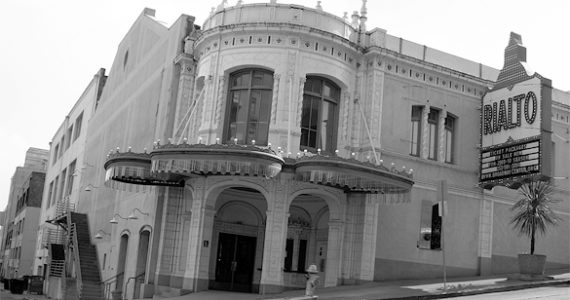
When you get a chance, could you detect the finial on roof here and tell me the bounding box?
[316,1,322,10]
[360,0,368,17]
[237,0,243,6]
[210,7,215,15]
[343,12,348,22]
[216,0,228,11]
[359,0,368,31]
[351,10,359,28]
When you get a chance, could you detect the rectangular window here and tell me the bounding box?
[444,115,455,163]
[73,112,84,141]
[428,109,439,160]
[52,144,59,165]
[51,176,59,206]
[59,137,65,157]
[65,125,73,149]
[284,238,294,272]
[58,169,67,202]
[410,106,422,156]
[66,160,76,196]
[47,181,54,207]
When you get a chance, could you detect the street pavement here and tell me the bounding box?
[448,284,570,299]
[1,269,569,300]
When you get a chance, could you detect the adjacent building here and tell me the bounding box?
[0,148,48,279]
[32,68,106,297]
[33,1,570,299]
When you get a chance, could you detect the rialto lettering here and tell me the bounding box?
[483,91,537,135]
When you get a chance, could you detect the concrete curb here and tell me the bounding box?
[381,278,570,299]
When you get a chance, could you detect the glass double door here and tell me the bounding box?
[213,232,257,292]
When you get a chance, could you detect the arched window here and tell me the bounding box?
[300,77,340,152]
[224,69,274,145]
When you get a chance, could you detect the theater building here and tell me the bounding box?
[61,2,569,299]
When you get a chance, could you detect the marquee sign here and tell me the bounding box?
[480,137,540,183]
[479,76,552,189]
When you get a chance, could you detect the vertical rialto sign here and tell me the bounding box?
[479,76,553,189]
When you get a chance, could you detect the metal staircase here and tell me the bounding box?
[68,212,104,300]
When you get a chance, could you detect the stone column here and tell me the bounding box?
[359,195,379,281]
[260,183,288,294]
[341,194,378,284]
[324,219,343,287]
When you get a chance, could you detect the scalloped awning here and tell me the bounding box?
[293,156,414,194]
[103,143,414,196]
[104,152,185,191]
[150,143,284,178]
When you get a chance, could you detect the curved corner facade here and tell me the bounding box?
[40,3,570,299]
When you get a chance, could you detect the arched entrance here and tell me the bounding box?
[283,194,331,289]
[209,187,267,293]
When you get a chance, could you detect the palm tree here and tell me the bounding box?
[510,179,560,255]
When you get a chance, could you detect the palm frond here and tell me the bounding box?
[510,180,561,238]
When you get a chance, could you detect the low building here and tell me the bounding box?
[0,148,48,280]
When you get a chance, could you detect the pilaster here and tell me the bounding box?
[183,178,213,291]
[438,107,448,162]
[421,102,431,159]
[477,191,494,275]
[198,76,214,137]
[173,54,196,140]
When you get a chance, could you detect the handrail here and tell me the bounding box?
[102,271,125,284]
[103,271,124,300]
[70,223,83,298]
[125,272,146,299]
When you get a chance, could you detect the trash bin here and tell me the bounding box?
[111,290,122,300]
[9,279,25,294]
[28,276,44,295]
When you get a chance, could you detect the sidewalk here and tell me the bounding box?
[1,270,568,300]
[163,269,570,300]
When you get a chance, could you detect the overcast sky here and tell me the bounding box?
[1,0,568,210]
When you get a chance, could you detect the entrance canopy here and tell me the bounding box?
[104,143,414,195]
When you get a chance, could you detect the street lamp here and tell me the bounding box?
[109,213,128,224]
[127,208,149,220]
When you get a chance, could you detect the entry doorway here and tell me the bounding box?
[212,233,257,292]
